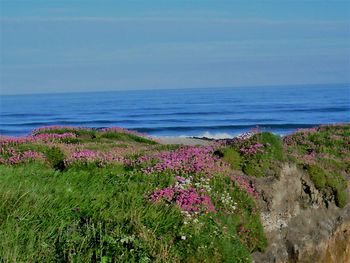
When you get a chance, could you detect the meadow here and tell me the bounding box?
[0,124,349,262]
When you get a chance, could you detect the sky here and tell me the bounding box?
[0,0,349,95]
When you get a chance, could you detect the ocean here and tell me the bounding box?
[0,84,349,138]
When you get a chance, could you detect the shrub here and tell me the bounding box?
[257,132,285,161]
[334,188,347,208]
[45,147,65,170]
[98,131,157,145]
[222,147,242,169]
[242,159,269,178]
[326,172,348,208]
[224,132,285,178]
[307,164,327,189]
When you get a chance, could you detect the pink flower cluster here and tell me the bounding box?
[33,132,77,141]
[288,150,317,165]
[0,136,30,146]
[240,143,265,156]
[230,175,259,199]
[150,186,215,213]
[296,127,318,134]
[0,133,76,146]
[31,125,81,135]
[0,148,46,165]
[101,126,139,135]
[141,146,229,175]
[284,127,320,147]
[64,149,125,167]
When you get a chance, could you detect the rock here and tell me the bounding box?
[252,163,350,263]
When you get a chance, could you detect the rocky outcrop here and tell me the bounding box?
[252,163,350,263]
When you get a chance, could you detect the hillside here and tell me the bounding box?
[0,124,349,262]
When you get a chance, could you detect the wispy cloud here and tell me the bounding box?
[1,16,348,26]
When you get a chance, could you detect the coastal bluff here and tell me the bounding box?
[158,135,350,262]
[1,124,349,262]
[252,163,350,263]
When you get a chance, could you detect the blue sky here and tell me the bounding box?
[0,0,349,95]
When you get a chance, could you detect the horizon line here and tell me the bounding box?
[1,82,349,97]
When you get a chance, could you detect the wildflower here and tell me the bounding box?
[142,146,229,176]
[150,186,216,213]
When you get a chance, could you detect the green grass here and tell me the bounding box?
[221,148,242,170]
[0,164,265,262]
[0,163,177,262]
[97,131,157,145]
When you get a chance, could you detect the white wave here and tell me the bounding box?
[177,132,236,139]
[198,131,235,139]
[156,132,244,139]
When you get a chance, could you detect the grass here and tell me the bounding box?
[97,131,157,145]
[221,148,242,170]
[0,163,263,262]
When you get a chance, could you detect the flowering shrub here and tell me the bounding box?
[0,148,46,165]
[150,186,215,213]
[240,143,265,156]
[64,149,125,167]
[283,123,350,207]
[34,133,77,142]
[0,133,77,146]
[218,131,286,178]
[31,126,82,135]
[230,175,259,199]
[141,146,229,176]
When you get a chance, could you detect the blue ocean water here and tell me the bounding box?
[0,84,349,138]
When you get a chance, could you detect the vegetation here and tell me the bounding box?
[219,124,349,208]
[218,132,285,177]
[284,124,350,208]
[0,124,348,261]
[0,126,265,262]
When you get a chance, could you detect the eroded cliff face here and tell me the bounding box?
[252,163,350,263]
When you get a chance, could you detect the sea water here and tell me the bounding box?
[1,84,349,138]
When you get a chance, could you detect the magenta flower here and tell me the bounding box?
[64,149,125,167]
[0,148,46,165]
[0,133,76,146]
[150,186,216,213]
[140,146,229,176]
[240,143,265,156]
[230,175,259,199]
[31,125,81,135]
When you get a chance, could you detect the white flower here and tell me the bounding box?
[181,235,186,240]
